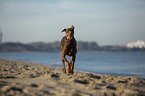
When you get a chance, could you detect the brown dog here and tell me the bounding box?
[60,25,77,74]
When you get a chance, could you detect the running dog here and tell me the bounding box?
[60,25,77,74]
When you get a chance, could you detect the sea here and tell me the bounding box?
[0,52,145,79]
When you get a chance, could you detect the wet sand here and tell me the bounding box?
[0,59,145,96]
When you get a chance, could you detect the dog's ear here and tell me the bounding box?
[71,25,75,29]
[61,29,66,32]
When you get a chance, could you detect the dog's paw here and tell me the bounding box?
[63,68,66,74]
[67,68,71,73]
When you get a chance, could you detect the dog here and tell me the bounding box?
[60,25,77,74]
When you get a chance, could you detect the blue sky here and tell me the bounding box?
[0,0,145,45]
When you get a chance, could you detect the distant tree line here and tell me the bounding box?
[0,41,145,52]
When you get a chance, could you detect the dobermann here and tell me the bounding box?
[60,25,77,74]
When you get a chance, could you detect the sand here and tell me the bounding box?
[0,59,145,96]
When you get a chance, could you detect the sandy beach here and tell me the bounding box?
[0,59,145,96]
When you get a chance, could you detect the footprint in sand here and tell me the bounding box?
[51,73,59,79]
[30,84,39,87]
[74,79,89,84]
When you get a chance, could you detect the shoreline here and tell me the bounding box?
[1,51,145,53]
[0,59,145,96]
[72,70,145,79]
[1,57,144,79]
[0,58,145,78]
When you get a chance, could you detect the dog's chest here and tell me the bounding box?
[66,42,75,56]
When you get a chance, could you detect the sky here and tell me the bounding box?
[0,0,145,45]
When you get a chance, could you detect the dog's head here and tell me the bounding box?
[61,25,75,40]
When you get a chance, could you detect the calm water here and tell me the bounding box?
[0,52,145,78]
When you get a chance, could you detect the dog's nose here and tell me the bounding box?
[67,36,72,40]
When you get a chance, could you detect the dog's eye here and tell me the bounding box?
[66,31,71,33]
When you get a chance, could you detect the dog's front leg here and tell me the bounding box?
[61,58,66,74]
[70,55,76,74]
[61,53,71,73]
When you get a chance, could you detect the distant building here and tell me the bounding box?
[0,31,2,45]
[126,40,145,48]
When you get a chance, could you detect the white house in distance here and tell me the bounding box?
[126,40,145,48]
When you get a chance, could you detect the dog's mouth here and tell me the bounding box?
[67,35,73,40]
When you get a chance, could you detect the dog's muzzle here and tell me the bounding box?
[67,35,73,40]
